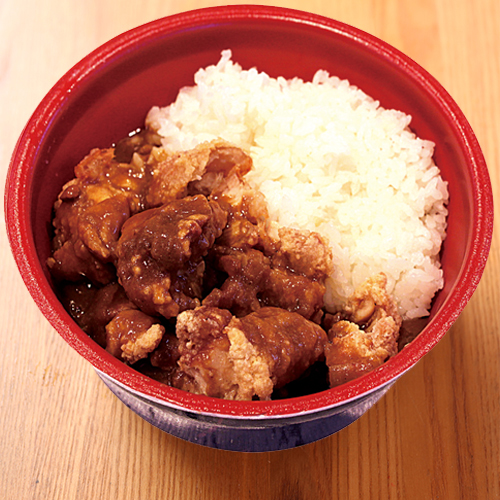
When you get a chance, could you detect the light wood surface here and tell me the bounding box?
[1,0,499,498]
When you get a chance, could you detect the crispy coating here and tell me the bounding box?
[325,273,401,386]
[270,226,334,281]
[174,306,328,400]
[105,309,165,364]
[146,138,253,208]
[174,306,236,398]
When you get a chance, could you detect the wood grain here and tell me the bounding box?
[1,0,499,498]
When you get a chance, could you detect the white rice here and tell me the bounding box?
[146,50,449,320]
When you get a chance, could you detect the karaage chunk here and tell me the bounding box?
[325,273,401,386]
[202,248,268,316]
[174,306,235,398]
[259,268,327,322]
[174,306,328,400]
[115,195,227,318]
[63,282,136,347]
[105,309,165,364]
[145,139,253,208]
[269,226,334,280]
[48,146,151,285]
[203,228,331,322]
[236,307,328,392]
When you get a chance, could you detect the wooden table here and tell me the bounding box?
[1,1,499,498]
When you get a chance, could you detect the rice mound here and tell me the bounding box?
[146,50,449,320]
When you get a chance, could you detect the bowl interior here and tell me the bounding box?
[7,6,493,417]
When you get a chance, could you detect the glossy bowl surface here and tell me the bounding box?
[5,5,493,450]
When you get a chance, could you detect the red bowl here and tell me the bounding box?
[5,6,493,451]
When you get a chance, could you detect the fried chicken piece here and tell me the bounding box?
[344,273,401,327]
[237,307,328,392]
[203,236,329,322]
[174,306,328,400]
[61,282,136,347]
[325,273,401,387]
[269,226,334,281]
[186,141,253,193]
[205,167,269,225]
[203,248,268,316]
[203,204,333,321]
[48,138,264,288]
[154,138,269,229]
[47,145,152,285]
[214,215,263,251]
[137,329,183,387]
[173,306,235,398]
[60,280,165,364]
[115,195,227,319]
[105,309,165,364]
[149,330,181,371]
[260,268,327,322]
[145,139,253,208]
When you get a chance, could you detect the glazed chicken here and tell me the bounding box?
[115,194,227,319]
[47,148,146,284]
[203,245,328,322]
[325,273,402,387]
[174,306,328,400]
[147,138,254,208]
[60,280,164,363]
[60,281,136,347]
[47,136,256,285]
[47,128,166,285]
[105,309,165,364]
[204,219,333,322]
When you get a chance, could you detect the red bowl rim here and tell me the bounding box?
[5,5,494,418]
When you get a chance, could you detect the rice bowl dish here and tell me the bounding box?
[44,50,450,401]
[7,5,491,450]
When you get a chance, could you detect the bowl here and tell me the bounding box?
[5,5,493,452]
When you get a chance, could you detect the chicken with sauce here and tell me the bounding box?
[325,273,401,387]
[203,219,333,322]
[105,309,165,364]
[175,306,328,400]
[47,135,256,285]
[115,194,227,319]
[47,148,143,285]
[48,131,402,399]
